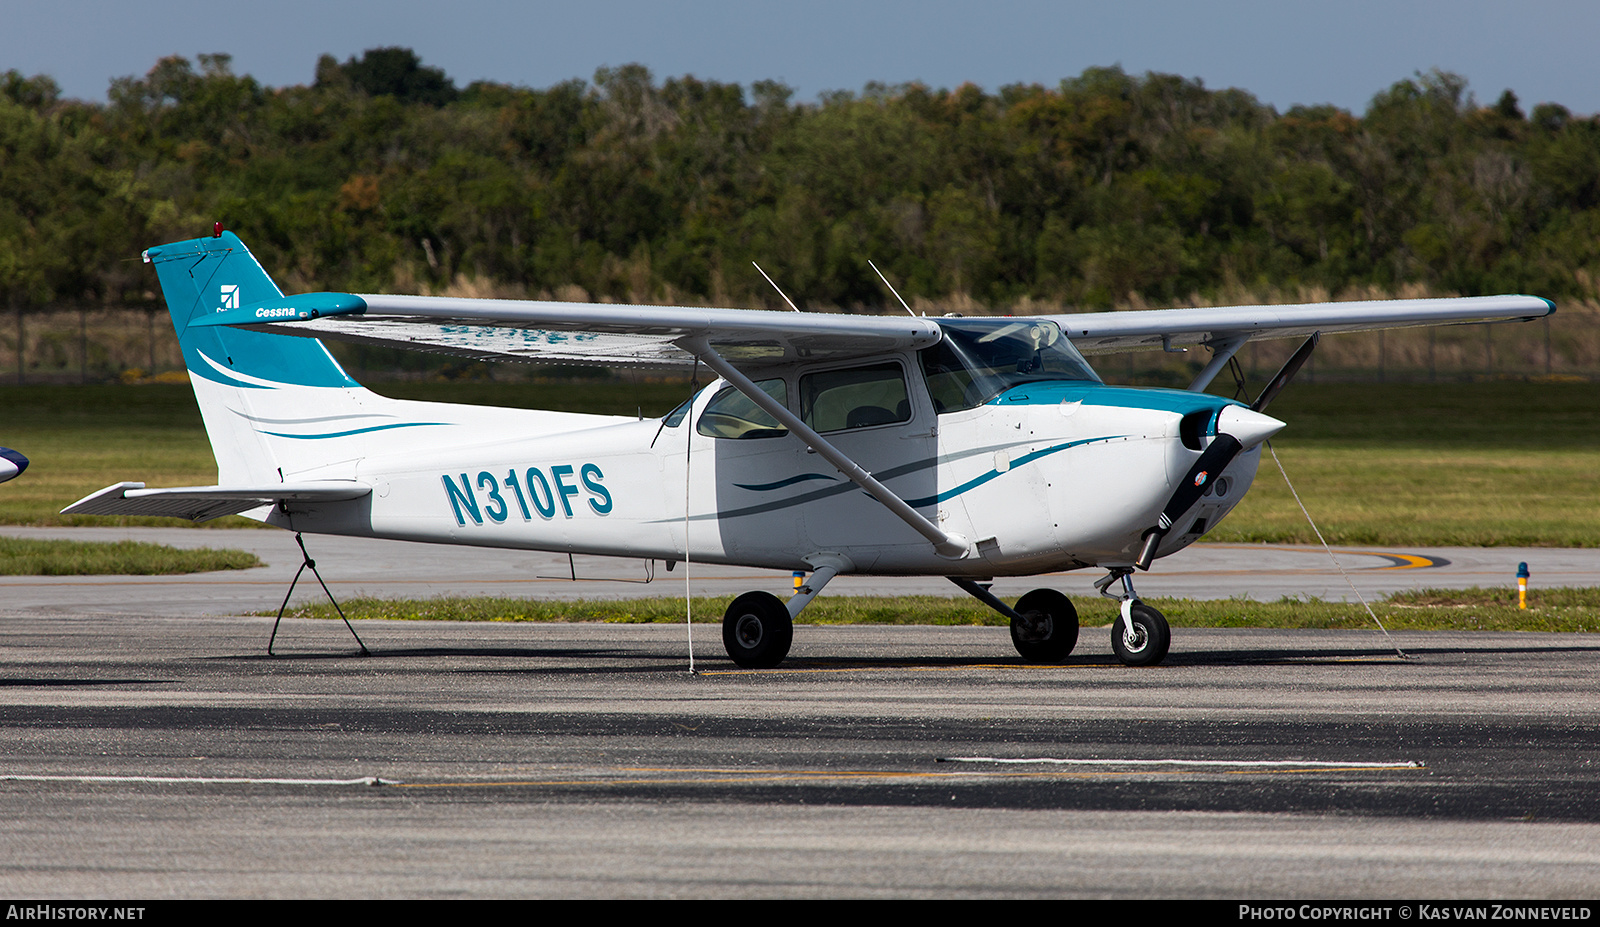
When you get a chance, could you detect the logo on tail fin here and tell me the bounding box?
[220,284,239,310]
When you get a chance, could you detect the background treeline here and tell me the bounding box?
[2,49,1598,381]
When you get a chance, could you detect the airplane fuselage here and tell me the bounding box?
[265,366,1261,577]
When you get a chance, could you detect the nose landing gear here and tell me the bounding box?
[1096,568,1170,667]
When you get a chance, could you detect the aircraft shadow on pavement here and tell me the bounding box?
[221,645,719,675]
[221,646,625,661]
[1164,640,1600,666]
[190,636,1600,672]
[0,677,167,687]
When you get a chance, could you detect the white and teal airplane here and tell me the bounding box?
[66,230,1554,667]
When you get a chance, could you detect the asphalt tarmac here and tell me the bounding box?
[3,527,1599,898]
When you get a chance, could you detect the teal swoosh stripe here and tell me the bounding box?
[647,433,1126,524]
[696,451,958,520]
[734,473,839,492]
[261,422,448,440]
[900,435,1126,507]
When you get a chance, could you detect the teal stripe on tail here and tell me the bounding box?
[144,232,357,390]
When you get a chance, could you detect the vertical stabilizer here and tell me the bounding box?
[144,232,370,485]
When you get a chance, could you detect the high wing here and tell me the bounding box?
[195,292,942,369]
[1050,295,1554,355]
[199,291,1553,370]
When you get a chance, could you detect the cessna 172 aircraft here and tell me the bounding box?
[66,230,1554,667]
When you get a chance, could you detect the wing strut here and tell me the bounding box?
[681,337,969,559]
[1186,336,1248,392]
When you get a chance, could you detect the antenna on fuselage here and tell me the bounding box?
[752,261,801,312]
[868,260,917,317]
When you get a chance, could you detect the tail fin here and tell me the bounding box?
[144,232,372,484]
[145,231,357,391]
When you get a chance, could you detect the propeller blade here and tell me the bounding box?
[1136,435,1240,569]
[1134,407,1286,570]
[1251,332,1320,414]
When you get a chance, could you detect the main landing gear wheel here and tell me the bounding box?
[722,591,793,668]
[1111,602,1170,667]
[1009,588,1079,662]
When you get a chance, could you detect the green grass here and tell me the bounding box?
[269,587,1600,633]
[0,537,262,575]
[2,379,1597,546]
[1,384,233,527]
[1205,380,1600,547]
[1211,444,1600,547]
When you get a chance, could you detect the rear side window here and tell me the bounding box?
[800,362,910,433]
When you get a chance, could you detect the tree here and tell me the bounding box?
[327,48,458,107]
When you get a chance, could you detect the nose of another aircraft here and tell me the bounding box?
[1216,406,1286,448]
[0,447,27,483]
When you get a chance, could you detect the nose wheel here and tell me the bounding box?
[1096,568,1171,667]
[1111,601,1170,666]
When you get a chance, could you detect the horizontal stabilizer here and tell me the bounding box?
[62,481,371,523]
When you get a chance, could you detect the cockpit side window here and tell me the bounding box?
[662,396,694,427]
[799,362,911,433]
[921,343,984,414]
[696,378,789,439]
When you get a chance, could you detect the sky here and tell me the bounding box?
[4,0,1597,115]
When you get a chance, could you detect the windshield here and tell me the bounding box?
[921,318,1100,413]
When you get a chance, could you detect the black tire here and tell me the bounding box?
[1009,588,1079,662]
[1111,601,1170,667]
[722,591,793,668]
